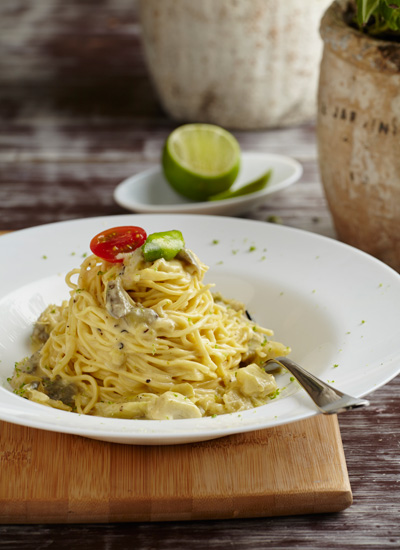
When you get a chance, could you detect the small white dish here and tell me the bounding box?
[1,214,399,445]
[114,152,302,215]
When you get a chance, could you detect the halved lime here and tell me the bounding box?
[162,124,241,201]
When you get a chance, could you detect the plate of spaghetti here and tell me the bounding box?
[0,214,399,444]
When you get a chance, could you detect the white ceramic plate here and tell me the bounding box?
[113,152,302,215]
[0,215,399,445]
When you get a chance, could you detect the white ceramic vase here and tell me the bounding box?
[317,0,400,271]
[139,0,331,129]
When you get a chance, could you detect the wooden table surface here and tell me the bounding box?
[0,1,399,548]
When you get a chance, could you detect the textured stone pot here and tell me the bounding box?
[317,0,400,271]
[139,0,331,129]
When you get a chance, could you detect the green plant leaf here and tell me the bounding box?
[357,0,380,26]
[382,1,400,31]
[356,0,400,33]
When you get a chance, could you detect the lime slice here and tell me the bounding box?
[208,169,272,201]
[162,124,241,201]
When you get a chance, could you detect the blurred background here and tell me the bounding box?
[0,0,332,235]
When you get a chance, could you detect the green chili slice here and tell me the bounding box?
[142,230,185,262]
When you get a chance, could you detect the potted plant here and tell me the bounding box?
[317,0,400,271]
[139,0,332,129]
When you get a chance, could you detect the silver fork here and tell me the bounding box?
[263,356,370,414]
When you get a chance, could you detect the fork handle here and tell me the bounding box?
[264,356,370,414]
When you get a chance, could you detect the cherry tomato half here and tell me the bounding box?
[90,226,147,263]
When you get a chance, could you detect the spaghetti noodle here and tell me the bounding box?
[10,232,290,419]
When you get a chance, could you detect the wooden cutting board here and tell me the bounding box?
[0,414,352,523]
